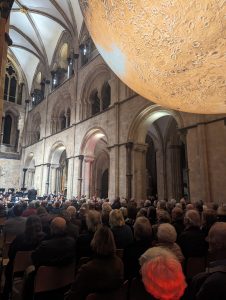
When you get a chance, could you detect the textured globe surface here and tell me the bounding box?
[79,0,226,114]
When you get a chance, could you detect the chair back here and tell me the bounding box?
[185,256,206,279]
[2,233,16,259]
[13,251,33,274]
[34,263,75,293]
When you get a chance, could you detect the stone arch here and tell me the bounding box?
[128,104,184,144]
[50,93,72,134]
[79,64,111,120]
[24,152,36,189]
[3,108,20,148]
[48,142,68,195]
[78,127,109,198]
[127,104,186,201]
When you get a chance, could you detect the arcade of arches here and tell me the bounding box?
[1,2,226,204]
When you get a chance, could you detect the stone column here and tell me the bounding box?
[133,143,148,202]
[45,163,51,194]
[169,144,183,200]
[197,124,211,202]
[0,1,13,133]
[0,115,5,145]
[126,142,133,200]
[77,155,84,199]
[22,168,28,189]
[84,156,94,198]
[50,164,58,194]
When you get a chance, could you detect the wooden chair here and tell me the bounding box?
[185,256,206,280]
[34,263,75,294]
[11,251,33,300]
[86,280,129,300]
[1,233,16,266]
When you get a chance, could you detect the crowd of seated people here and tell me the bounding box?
[1,194,226,299]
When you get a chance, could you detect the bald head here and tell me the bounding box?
[208,222,226,254]
[51,217,66,236]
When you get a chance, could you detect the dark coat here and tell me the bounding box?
[189,260,226,300]
[123,240,152,280]
[177,226,208,259]
[111,225,134,249]
[65,255,124,300]
[31,234,76,267]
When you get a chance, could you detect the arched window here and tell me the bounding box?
[3,115,12,144]
[61,115,66,130]
[102,82,111,110]
[4,63,18,103]
[91,91,100,116]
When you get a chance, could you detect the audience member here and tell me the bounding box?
[124,216,152,279]
[140,247,187,300]
[178,210,208,259]
[109,209,133,249]
[157,223,184,263]
[65,226,124,300]
[3,204,26,236]
[189,222,226,300]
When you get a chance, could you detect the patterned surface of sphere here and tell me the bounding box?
[79,0,226,114]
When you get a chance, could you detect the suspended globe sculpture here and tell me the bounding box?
[79,0,226,114]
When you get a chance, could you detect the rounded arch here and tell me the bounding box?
[48,141,66,165]
[128,104,184,144]
[80,127,109,156]
[24,152,35,168]
[79,64,111,120]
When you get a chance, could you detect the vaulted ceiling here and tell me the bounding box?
[9,0,84,91]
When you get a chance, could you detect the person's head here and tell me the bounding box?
[13,204,23,217]
[184,209,201,228]
[207,222,226,256]
[202,208,217,227]
[140,247,187,300]
[102,202,112,214]
[86,210,101,232]
[134,217,152,241]
[66,205,76,217]
[157,223,177,244]
[50,217,66,236]
[36,206,47,215]
[91,225,116,256]
[157,200,166,210]
[186,203,194,211]
[171,207,184,222]
[109,209,125,227]
[136,208,147,218]
[157,209,171,224]
[25,215,42,240]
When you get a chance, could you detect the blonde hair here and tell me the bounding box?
[109,209,125,227]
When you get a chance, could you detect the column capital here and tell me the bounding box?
[84,155,95,163]
[23,168,28,172]
[126,142,134,149]
[78,154,84,161]
[133,143,148,153]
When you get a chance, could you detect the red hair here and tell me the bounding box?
[141,256,187,300]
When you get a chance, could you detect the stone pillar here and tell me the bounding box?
[0,2,13,133]
[84,156,94,198]
[50,164,58,194]
[22,168,28,189]
[126,142,133,200]
[133,143,148,202]
[0,115,5,145]
[45,163,51,194]
[77,155,84,199]
[169,144,183,200]
[108,76,118,105]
